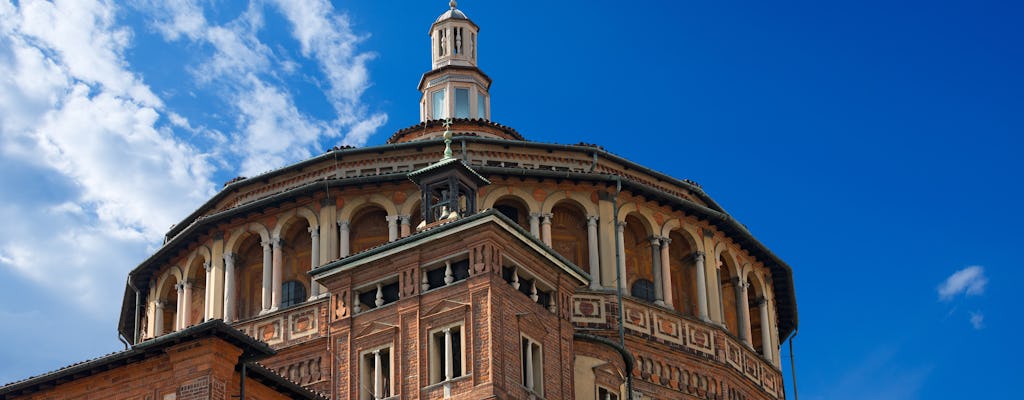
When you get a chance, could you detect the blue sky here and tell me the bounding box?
[0,0,1021,398]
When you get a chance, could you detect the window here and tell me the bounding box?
[432,89,446,120]
[521,336,543,395]
[360,346,392,400]
[477,93,486,119]
[598,386,619,400]
[455,88,470,118]
[429,325,464,384]
[280,280,306,308]
[355,282,400,313]
[631,279,656,303]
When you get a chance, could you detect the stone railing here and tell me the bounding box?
[231,298,327,349]
[571,293,782,399]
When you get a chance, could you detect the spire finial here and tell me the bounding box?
[442,118,454,160]
[449,0,457,9]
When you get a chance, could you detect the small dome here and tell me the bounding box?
[435,1,469,23]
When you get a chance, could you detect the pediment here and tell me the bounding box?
[422,299,470,319]
[354,320,399,339]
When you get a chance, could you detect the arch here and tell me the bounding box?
[398,193,421,216]
[479,185,538,213]
[233,233,265,320]
[154,267,182,335]
[746,270,768,354]
[183,248,209,328]
[491,195,531,229]
[623,213,655,302]
[225,222,271,254]
[337,194,398,222]
[272,207,320,238]
[549,200,589,270]
[540,190,597,216]
[349,205,389,254]
[716,244,741,337]
[278,217,314,309]
[667,230,698,316]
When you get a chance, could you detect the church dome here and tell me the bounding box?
[435,1,469,23]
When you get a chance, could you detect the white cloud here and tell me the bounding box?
[969,312,984,330]
[0,0,216,315]
[937,265,987,301]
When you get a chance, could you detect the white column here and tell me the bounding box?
[758,297,773,361]
[736,278,752,347]
[529,213,540,239]
[203,262,213,321]
[223,253,236,322]
[373,349,383,399]
[695,251,710,322]
[261,240,272,313]
[650,237,664,306]
[181,281,193,328]
[586,216,601,289]
[660,237,674,309]
[154,301,165,336]
[386,215,399,242]
[615,222,627,291]
[271,236,283,312]
[399,215,411,238]
[540,213,553,246]
[524,341,535,390]
[309,226,321,300]
[443,328,454,381]
[175,283,185,330]
[338,221,351,257]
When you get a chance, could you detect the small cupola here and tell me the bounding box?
[420,1,491,122]
[408,120,490,228]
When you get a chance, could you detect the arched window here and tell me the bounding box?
[494,197,529,230]
[631,279,656,302]
[719,254,739,336]
[668,231,698,315]
[351,207,388,253]
[281,280,307,308]
[550,203,588,270]
[623,215,653,302]
[235,235,264,320]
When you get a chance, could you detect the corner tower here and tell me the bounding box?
[419,1,491,122]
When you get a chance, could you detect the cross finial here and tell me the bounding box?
[442,118,454,160]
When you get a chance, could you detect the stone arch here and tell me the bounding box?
[272,207,319,238]
[183,245,211,326]
[233,232,266,320]
[746,268,768,354]
[153,266,183,335]
[479,185,539,213]
[277,215,315,308]
[337,194,398,223]
[491,194,531,230]
[715,243,741,337]
[548,199,590,270]
[666,228,700,315]
[225,222,271,254]
[623,212,655,303]
[540,190,597,216]
[349,205,389,254]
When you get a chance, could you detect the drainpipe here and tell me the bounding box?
[128,276,141,346]
[786,329,799,400]
[611,176,633,400]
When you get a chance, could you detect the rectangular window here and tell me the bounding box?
[477,93,486,119]
[455,88,470,118]
[521,336,543,396]
[429,325,465,384]
[598,386,620,400]
[432,89,446,120]
[360,346,392,400]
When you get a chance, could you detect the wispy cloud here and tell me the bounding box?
[969,312,984,330]
[937,265,987,301]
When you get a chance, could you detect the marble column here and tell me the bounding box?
[373,349,383,399]
[528,213,540,239]
[650,237,665,305]
[758,297,773,361]
[203,262,212,321]
[181,281,193,328]
[615,222,627,291]
[386,215,399,242]
[736,278,752,347]
[399,215,411,238]
[660,237,674,309]
[586,216,601,289]
[154,300,166,336]
[443,328,454,381]
[309,226,321,300]
[223,253,236,322]
[270,237,283,312]
[261,240,272,313]
[175,283,185,330]
[338,221,351,257]
[540,213,553,246]
[695,251,710,322]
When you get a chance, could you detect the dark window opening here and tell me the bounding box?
[281,280,306,308]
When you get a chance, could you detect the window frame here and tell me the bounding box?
[428,322,467,385]
[359,344,395,400]
[520,334,544,396]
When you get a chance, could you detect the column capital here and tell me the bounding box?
[660,236,672,246]
[308,225,320,236]
[338,220,350,229]
[616,220,627,228]
[385,214,400,222]
[183,280,193,289]
[399,215,411,223]
[271,236,282,246]
[529,212,541,220]
[224,252,237,265]
[756,296,768,306]
[586,215,599,224]
[648,236,662,246]
[203,261,212,272]
[175,283,185,292]
[261,239,272,249]
[694,251,705,262]
[155,300,167,309]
